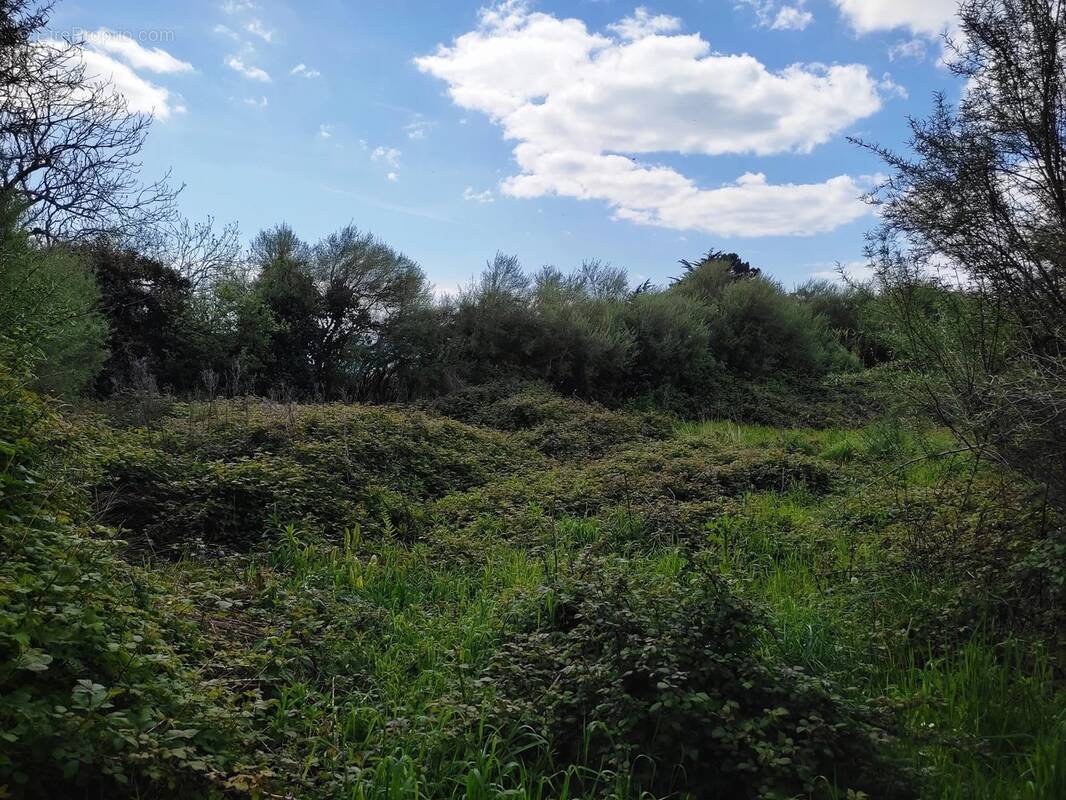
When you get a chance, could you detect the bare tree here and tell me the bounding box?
[1,2,48,78]
[127,214,242,291]
[856,0,1066,502]
[0,4,178,241]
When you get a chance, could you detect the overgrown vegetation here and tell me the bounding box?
[2,0,1064,797]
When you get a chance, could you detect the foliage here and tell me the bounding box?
[84,400,541,550]
[0,368,243,798]
[0,197,108,396]
[858,0,1066,506]
[480,558,914,799]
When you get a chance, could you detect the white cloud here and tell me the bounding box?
[79,51,177,118]
[832,0,958,36]
[318,123,333,139]
[82,29,193,74]
[505,157,874,237]
[889,38,928,61]
[417,3,883,237]
[739,1,813,31]
[246,19,274,43]
[243,95,268,108]
[372,146,401,167]
[877,72,908,100]
[53,38,184,119]
[463,186,495,203]
[387,172,398,182]
[213,24,239,40]
[405,118,435,140]
[221,0,256,13]
[225,55,271,82]
[290,63,321,78]
[772,6,813,31]
[606,7,681,40]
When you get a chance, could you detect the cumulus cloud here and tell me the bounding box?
[318,123,333,139]
[290,63,321,78]
[606,7,681,40]
[832,0,958,36]
[463,186,495,203]
[225,55,271,82]
[387,172,398,182]
[416,2,884,237]
[77,47,179,118]
[53,33,190,119]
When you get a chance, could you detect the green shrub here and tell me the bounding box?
[0,369,245,798]
[479,558,915,799]
[428,383,674,459]
[85,400,540,549]
[0,200,108,398]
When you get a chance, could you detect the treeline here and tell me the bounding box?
[1,0,897,412]
[1,204,892,407]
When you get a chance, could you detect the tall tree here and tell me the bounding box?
[310,224,428,397]
[252,225,319,396]
[857,0,1066,501]
[0,3,177,241]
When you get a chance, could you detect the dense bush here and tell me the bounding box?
[427,382,673,458]
[480,559,914,799]
[85,400,541,549]
[0,199,108,397]
[0,369,242,797]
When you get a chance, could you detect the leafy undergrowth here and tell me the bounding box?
[1,387,1063,798]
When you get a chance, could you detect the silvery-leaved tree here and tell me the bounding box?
[855,0,1066,504]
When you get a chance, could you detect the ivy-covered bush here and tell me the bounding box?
[426,381,673,458]
[83,401,541,549]
[479,559,915,799]
[0,369,246,797]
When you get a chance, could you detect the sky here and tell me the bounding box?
[44,0,963,293]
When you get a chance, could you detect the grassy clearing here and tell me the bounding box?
[5,397,1062,798]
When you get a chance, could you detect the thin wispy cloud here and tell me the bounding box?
[463,186,495,203]
[221,0,256,14]
[83,28,194,73]
[246,19,275,43]
[405,118,435,140]
[225,55,271,82]
[291,63,321,78]
[889,38,928,61]
[372,146,401,168]
[738,1,814,32]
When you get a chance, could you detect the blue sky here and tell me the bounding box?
[46,0,962,292]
